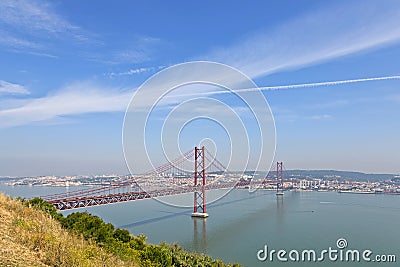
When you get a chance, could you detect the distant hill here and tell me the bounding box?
[230,170,397,182]
[2,169,398,183]
[282,170,397,182]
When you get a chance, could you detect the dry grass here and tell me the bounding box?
[0,193,138,267]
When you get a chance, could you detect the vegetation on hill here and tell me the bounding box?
[0,193,135,266]
[0,194,241,267]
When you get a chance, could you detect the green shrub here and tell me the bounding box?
[114,228,132,243]
[24,198,242,266]
[24,197,64,221]
[62,212,115,245]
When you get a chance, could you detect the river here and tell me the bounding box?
[1,183,399,266]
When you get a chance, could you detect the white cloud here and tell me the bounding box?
[106,67,157,77]
[0,0,79,37]
[0,78,217,128]
[86,36,162,65]
[0,32,41,49]
[113,50,150,64]
[0,0,92,54]
[0,81,132,128]
[204,1,400,78]
[110,37,162,64]
[309,114,332,120]
[3,1,400,128]
[0,81,228,128]
[0,80,30,95]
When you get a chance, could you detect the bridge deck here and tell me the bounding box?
[46,180,277,210]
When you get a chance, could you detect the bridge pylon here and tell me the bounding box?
[192,146,209,218]
[276,162,284,196]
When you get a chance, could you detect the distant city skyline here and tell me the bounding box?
[1,0,400,176]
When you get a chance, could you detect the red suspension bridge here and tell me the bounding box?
[41,147,285,217]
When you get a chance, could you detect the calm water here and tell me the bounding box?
[1,183,399,266]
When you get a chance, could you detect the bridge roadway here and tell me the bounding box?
[48,180,277,210]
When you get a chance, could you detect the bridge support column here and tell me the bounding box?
[276,162,284,196]
[192,146,209,218]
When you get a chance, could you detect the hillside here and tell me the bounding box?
[0,193,137,267]
[0,193,240,267]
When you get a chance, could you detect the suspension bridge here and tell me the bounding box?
[41,147,285,217]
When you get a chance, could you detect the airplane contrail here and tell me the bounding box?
[167,74,400,98]
[242,74,400,92]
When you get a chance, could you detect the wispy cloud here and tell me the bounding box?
[112,50,151,65]
[0,80,30,95]
[0,76,248,128]
[111,37,162,65]
[205,1,400,78]
[1,72,398,128]
[0,0,81,38]
[271,106,332,122]
[0,81,132,128]
[309,114,332,121]
[0,0,92,55]
[86,36,162,65]
[0,31,41,49]
[2,1,400,128]
[305,92,400,111]
[105,65,165,77]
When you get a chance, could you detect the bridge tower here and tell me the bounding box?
[192,146,209,218]
[276,162,284,196]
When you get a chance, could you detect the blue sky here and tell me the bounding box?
[0,0,399,176]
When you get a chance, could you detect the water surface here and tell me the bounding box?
[1,183,399,266]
